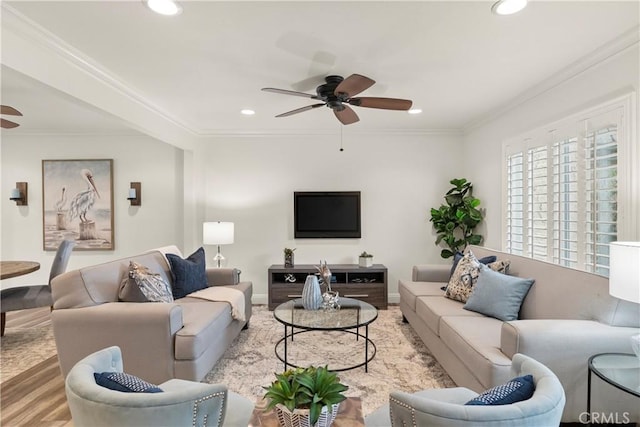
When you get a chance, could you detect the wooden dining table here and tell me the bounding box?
[0,261,41,280]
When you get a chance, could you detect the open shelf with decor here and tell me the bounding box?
[267,264,387,310]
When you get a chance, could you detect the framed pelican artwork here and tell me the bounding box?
[42,159,114,251]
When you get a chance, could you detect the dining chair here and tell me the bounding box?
[1,239,75,336]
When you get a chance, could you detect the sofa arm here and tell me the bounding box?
[412,264,451,282]
[52,302,183,383]
[501,319,638,359]
[206,268,240,286]
[501,319,640,422]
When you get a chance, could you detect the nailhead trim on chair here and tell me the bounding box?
[389,396,417,427]
[192,391,226,427]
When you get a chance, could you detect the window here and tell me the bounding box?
[503,94,635,276]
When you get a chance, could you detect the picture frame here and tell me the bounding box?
[42,159,114,251]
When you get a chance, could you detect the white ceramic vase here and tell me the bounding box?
[275,403,340,427]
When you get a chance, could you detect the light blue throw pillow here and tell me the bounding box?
[463,264,534,321]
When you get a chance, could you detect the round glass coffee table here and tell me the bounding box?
[273,297,378,372]
[587,353,640,422]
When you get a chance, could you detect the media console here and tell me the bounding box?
[267,264,388,310]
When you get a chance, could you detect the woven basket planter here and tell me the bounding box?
[275,403,340,427]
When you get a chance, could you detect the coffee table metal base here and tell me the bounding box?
[275,325,376,372]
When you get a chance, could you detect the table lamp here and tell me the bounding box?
[609,241,640,358]
[203,221,234,268]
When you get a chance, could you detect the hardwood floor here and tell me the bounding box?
[1,308,72,427]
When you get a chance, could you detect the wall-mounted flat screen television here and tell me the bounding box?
[294,191,361,238]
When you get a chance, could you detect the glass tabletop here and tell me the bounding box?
[589,353,640,397]
[273,297,378,330]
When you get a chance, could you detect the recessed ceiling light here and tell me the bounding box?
[408,108,422,115]
[492,0,527,15]
[145,0,182,16]
[241,109,255,116]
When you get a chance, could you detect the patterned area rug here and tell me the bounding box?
[205,305,455,416]
[0,325,58,383]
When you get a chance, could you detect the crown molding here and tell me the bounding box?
[198,128,463,138]
[463,25,640,133]
[1,4,199,136]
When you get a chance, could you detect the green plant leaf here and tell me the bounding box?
[441,249,454,258]
[467,234,483,245]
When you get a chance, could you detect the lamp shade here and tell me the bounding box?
[203,222,234,245]
[609,241,640,303]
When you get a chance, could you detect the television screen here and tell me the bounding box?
[294,191,361,238]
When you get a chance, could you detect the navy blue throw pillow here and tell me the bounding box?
[166,247,208,299]
[94,372,163,393]
[465,375,535,405]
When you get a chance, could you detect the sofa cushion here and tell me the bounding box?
[439,316,513,388]
[167,248,208,299]
[446,250,510,303]
[399,280,444,312]
[465,374,535,405]
[94,371,163,393]
[174,300,233,360]
[463,265,534,321]
[416,296,484,337]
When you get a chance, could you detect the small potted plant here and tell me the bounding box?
[284,248,296,267]
[263,365,348,427]
[359,251,373,268]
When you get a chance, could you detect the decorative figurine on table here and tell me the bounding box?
[316,260,339,310]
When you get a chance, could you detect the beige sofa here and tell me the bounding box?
[399,245,640,423]
[51,246,252,384]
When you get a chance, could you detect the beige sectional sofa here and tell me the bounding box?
[50,246,252,384]
[399,245,640,423]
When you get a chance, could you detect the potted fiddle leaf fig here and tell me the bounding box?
[263,365,348,427]
[429,178,483,259]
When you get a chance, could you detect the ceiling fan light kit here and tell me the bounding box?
[262,74,412,125]
[492,0,528,15]
[145,0,182,16]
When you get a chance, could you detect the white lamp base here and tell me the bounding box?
[212,251,226,268]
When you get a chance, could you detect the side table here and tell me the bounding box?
[249,397,364,426]
[587,353,640,424]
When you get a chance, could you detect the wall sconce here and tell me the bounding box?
[127,182,141,206]
[9,182,28,206]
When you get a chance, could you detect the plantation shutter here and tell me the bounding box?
[503,96,631,277]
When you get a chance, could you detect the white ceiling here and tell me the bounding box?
[1,1,639,138]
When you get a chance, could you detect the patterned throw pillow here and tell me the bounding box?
[166,247,208,299]
[122,261,174,303]
[445,250,511,303]
[465,375,535,405]
[94,372,163,393]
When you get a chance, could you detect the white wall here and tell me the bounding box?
[200,131,462,304]
[463,45,640,249]
[1,133,184,288]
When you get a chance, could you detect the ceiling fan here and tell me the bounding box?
[1,105,23,129]
[262,74,412,125]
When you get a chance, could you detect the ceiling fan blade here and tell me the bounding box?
[349,97,413,110]
[334,74,375,97]
[276,103,325,117]
[334,105,359,125]
[1,118,20,129]
[1,105,22,116]
[262,88,319,99]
